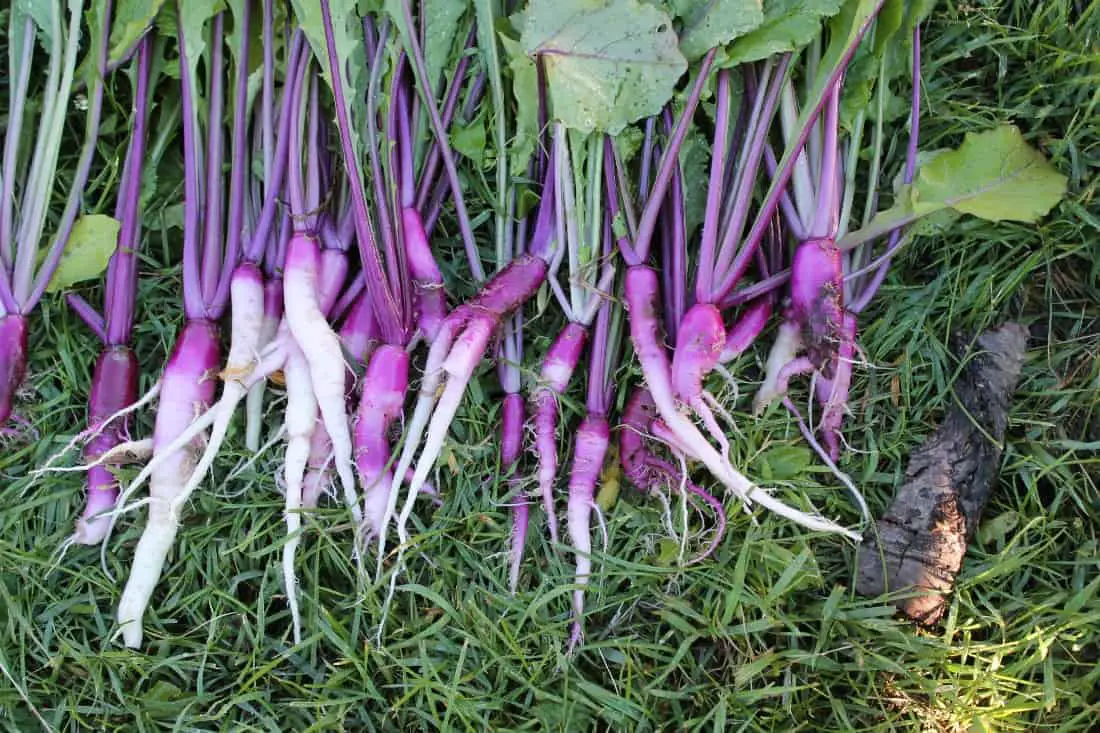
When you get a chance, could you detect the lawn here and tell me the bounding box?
[1,1,1098,731]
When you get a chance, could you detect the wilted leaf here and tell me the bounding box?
[46,215,120,293]
[840,126,1068,250]
[913,125,1067,222]
[521,0,686,134]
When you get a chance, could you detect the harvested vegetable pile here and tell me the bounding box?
[2,0,1095,729]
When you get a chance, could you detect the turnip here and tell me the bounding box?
[564,204,621,652]
[529,124,615,549]
[115,6,252,648]
[0,0,108,423]
[68,35,154,546]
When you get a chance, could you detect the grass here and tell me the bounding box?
[2,1,1099,730]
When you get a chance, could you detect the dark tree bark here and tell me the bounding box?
[855,323,1029,624]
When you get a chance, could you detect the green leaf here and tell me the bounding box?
[452,115,487,165]
[912,126,1068,222]
[45,215,121,293]
[292,0,362,99]
[670,0,764,62]
[501,34,539,175]
[13,0,59,51]
[521,0,687,134]
[725,0,845,65]
[108,0,168,63]
[871,0,904,57]
[654,538,680,567]
[839,126,1068,250]
[753,445,813,481]
[978,510,1019,548]
[424,0,468,98]
[679,130,709,240]
[178,0,224,74]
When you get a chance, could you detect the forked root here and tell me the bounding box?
[36,383,161,473]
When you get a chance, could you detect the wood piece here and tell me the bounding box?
[855,323,1028,624]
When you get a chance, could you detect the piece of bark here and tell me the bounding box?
[855,323,1029,624]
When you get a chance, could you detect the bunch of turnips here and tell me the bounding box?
[5,0,1065,650]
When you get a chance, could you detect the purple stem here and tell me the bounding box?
[105,38,153,346]
[602,138,635,262]
[586,213,616,416]
[633,49,716,263]
[763,144,807,241]
[306,72,324,227]
[248,26,299,265]
[638,118,656,208]
[720,269,791,309]
[387,57,414,324]
[661,113,688,340]
[67,294,107,342]
[0,17,34,276]
[809,81,841,239]
[178,7,205,319]
[398,85,416,209]
[365,26,403,309]
[713,3,885,300]
[414,26,476,211]
[399,0,485,282]
[286,48,310,218]
[199,14,227,311]
[261,0,275,204]
[320,0,403,344]
[219,2,252,300]
[849,25,922,315]
[695,69,731,300]
[332,271,366,323]
[708,55,790,300]
[424,174,449,237]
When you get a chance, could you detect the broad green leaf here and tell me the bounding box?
[978,510,1019,548]
[108,0,167,63]
[670,0,764,62]
[725,0,845,65]
[425,0,468,97]
[913,126,1067,222]
[46,214,120,293]
[521,0,686,134]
